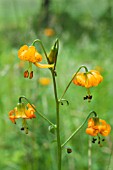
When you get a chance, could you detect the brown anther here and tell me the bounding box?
[83,95,88,100]
[98,141,100,144]
[92,138,97,143]
[21,127,24,130]
[24,70,29,78]
[29,71,33,79]
[88,95,92,100]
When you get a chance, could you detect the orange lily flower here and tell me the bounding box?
[86,118,111,137]
[73,70,103,101]
[73,70,103,88]
[9,103,36,133]
[18,45,54,78]
[9,103,36,123]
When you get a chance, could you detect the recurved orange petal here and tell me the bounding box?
[18,45,28,60]
[9,110,16,124]
[90,70,103,85]
[35,52,42,62]
[73,73,86,86]
[99,119,111,136]
[24,46,36,62]
[86,127,98,136]
[25,108,36,118]
[87,118,95,127]
[86,73,98,87]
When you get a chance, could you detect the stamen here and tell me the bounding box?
[21,127,24,130]
[92,138,97,143]
[29,71,33,79]
[98,141,100,144]
[83,95,88,100]
[88,95,92,100]
[25,127,28,134]
[97,135,101,145]
[24,70,29,78]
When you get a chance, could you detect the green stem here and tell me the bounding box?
[61,111,97,148]
[51,70,61,170]
[59,65,88,101]
[19,96,54,127]
[32,39,49,63]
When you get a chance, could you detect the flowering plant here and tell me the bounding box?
[9,38,111,170]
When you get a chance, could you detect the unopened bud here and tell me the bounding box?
[48,39,59,68]
[48,46,58,64]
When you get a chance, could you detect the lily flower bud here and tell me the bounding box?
[48,45,58,64]
[47,39,59,68]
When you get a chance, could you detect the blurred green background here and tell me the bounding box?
[0,0,113,169]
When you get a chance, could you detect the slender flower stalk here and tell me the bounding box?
[59,65,88,101]
[33,38,61,169]
[32,38,59,68]
[61,111,97,148]
[32,39,50,63]
[19,96,55,127]
[51,70,62,170]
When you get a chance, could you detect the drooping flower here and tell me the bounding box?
[9,102,36,134]
[86,117,111,144]
[73,70,103,88]
[73,70,103,101]
[18,45,54,79]
[18,45,41,62]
